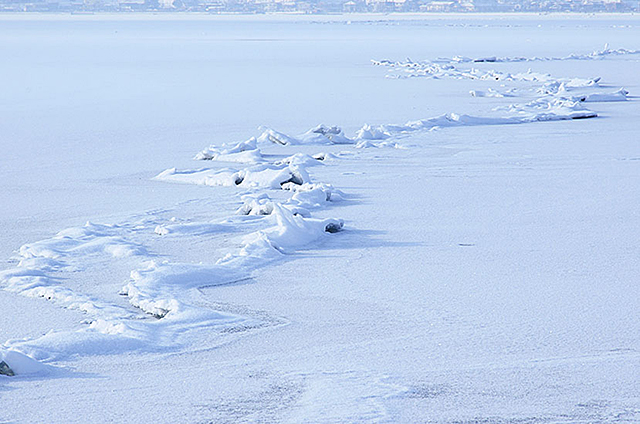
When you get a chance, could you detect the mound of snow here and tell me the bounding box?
[470,88,518,98]
[575,88,629,103]
[154,167,242,187]
[0,221,146,321]
[284,182,344,206]
[154,220,234,236]
[155,163,310,189]
[275,153,325,167]
[0,266,135,320]
[504,98,598,121]
[0,349,49,376]
[237,193,275,216]
[18,222,144,260]
[258,125,353,145]
[354,98,596,142]
[195,137,263,163]
[122,261,245,319]
[238,205,344,257]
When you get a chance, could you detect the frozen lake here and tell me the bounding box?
[1,13,639,423]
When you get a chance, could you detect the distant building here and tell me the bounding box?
[118,0,145,9]
[365,0,411,11]
[343,0,356,10]
[420,0,454,10]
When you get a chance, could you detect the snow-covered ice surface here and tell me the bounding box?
[1,13,639,423]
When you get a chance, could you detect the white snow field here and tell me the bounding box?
[1,13,639,423]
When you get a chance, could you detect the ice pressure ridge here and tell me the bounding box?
[435,44,640,64]
[0,143,346,376]
[190,100,597,156]
[192,49,636,157]
[372,45,633,120]
[374,44,640,67]
[0,47,633,376]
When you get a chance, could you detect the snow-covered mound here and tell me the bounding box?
[122,261,245,319]
[0,349,49,376]
[573,88,629,103]
[154,162,309,189]
[470,88,519,98]
[195,137,264,163]
[352,100,596,142]
[225,205,344,262]
[258,124,353,145]
[0,222,144,320]
[504,98,598,121]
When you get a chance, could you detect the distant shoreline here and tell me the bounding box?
[0,11,638,20]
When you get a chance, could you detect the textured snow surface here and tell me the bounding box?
[1,13,639,423]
